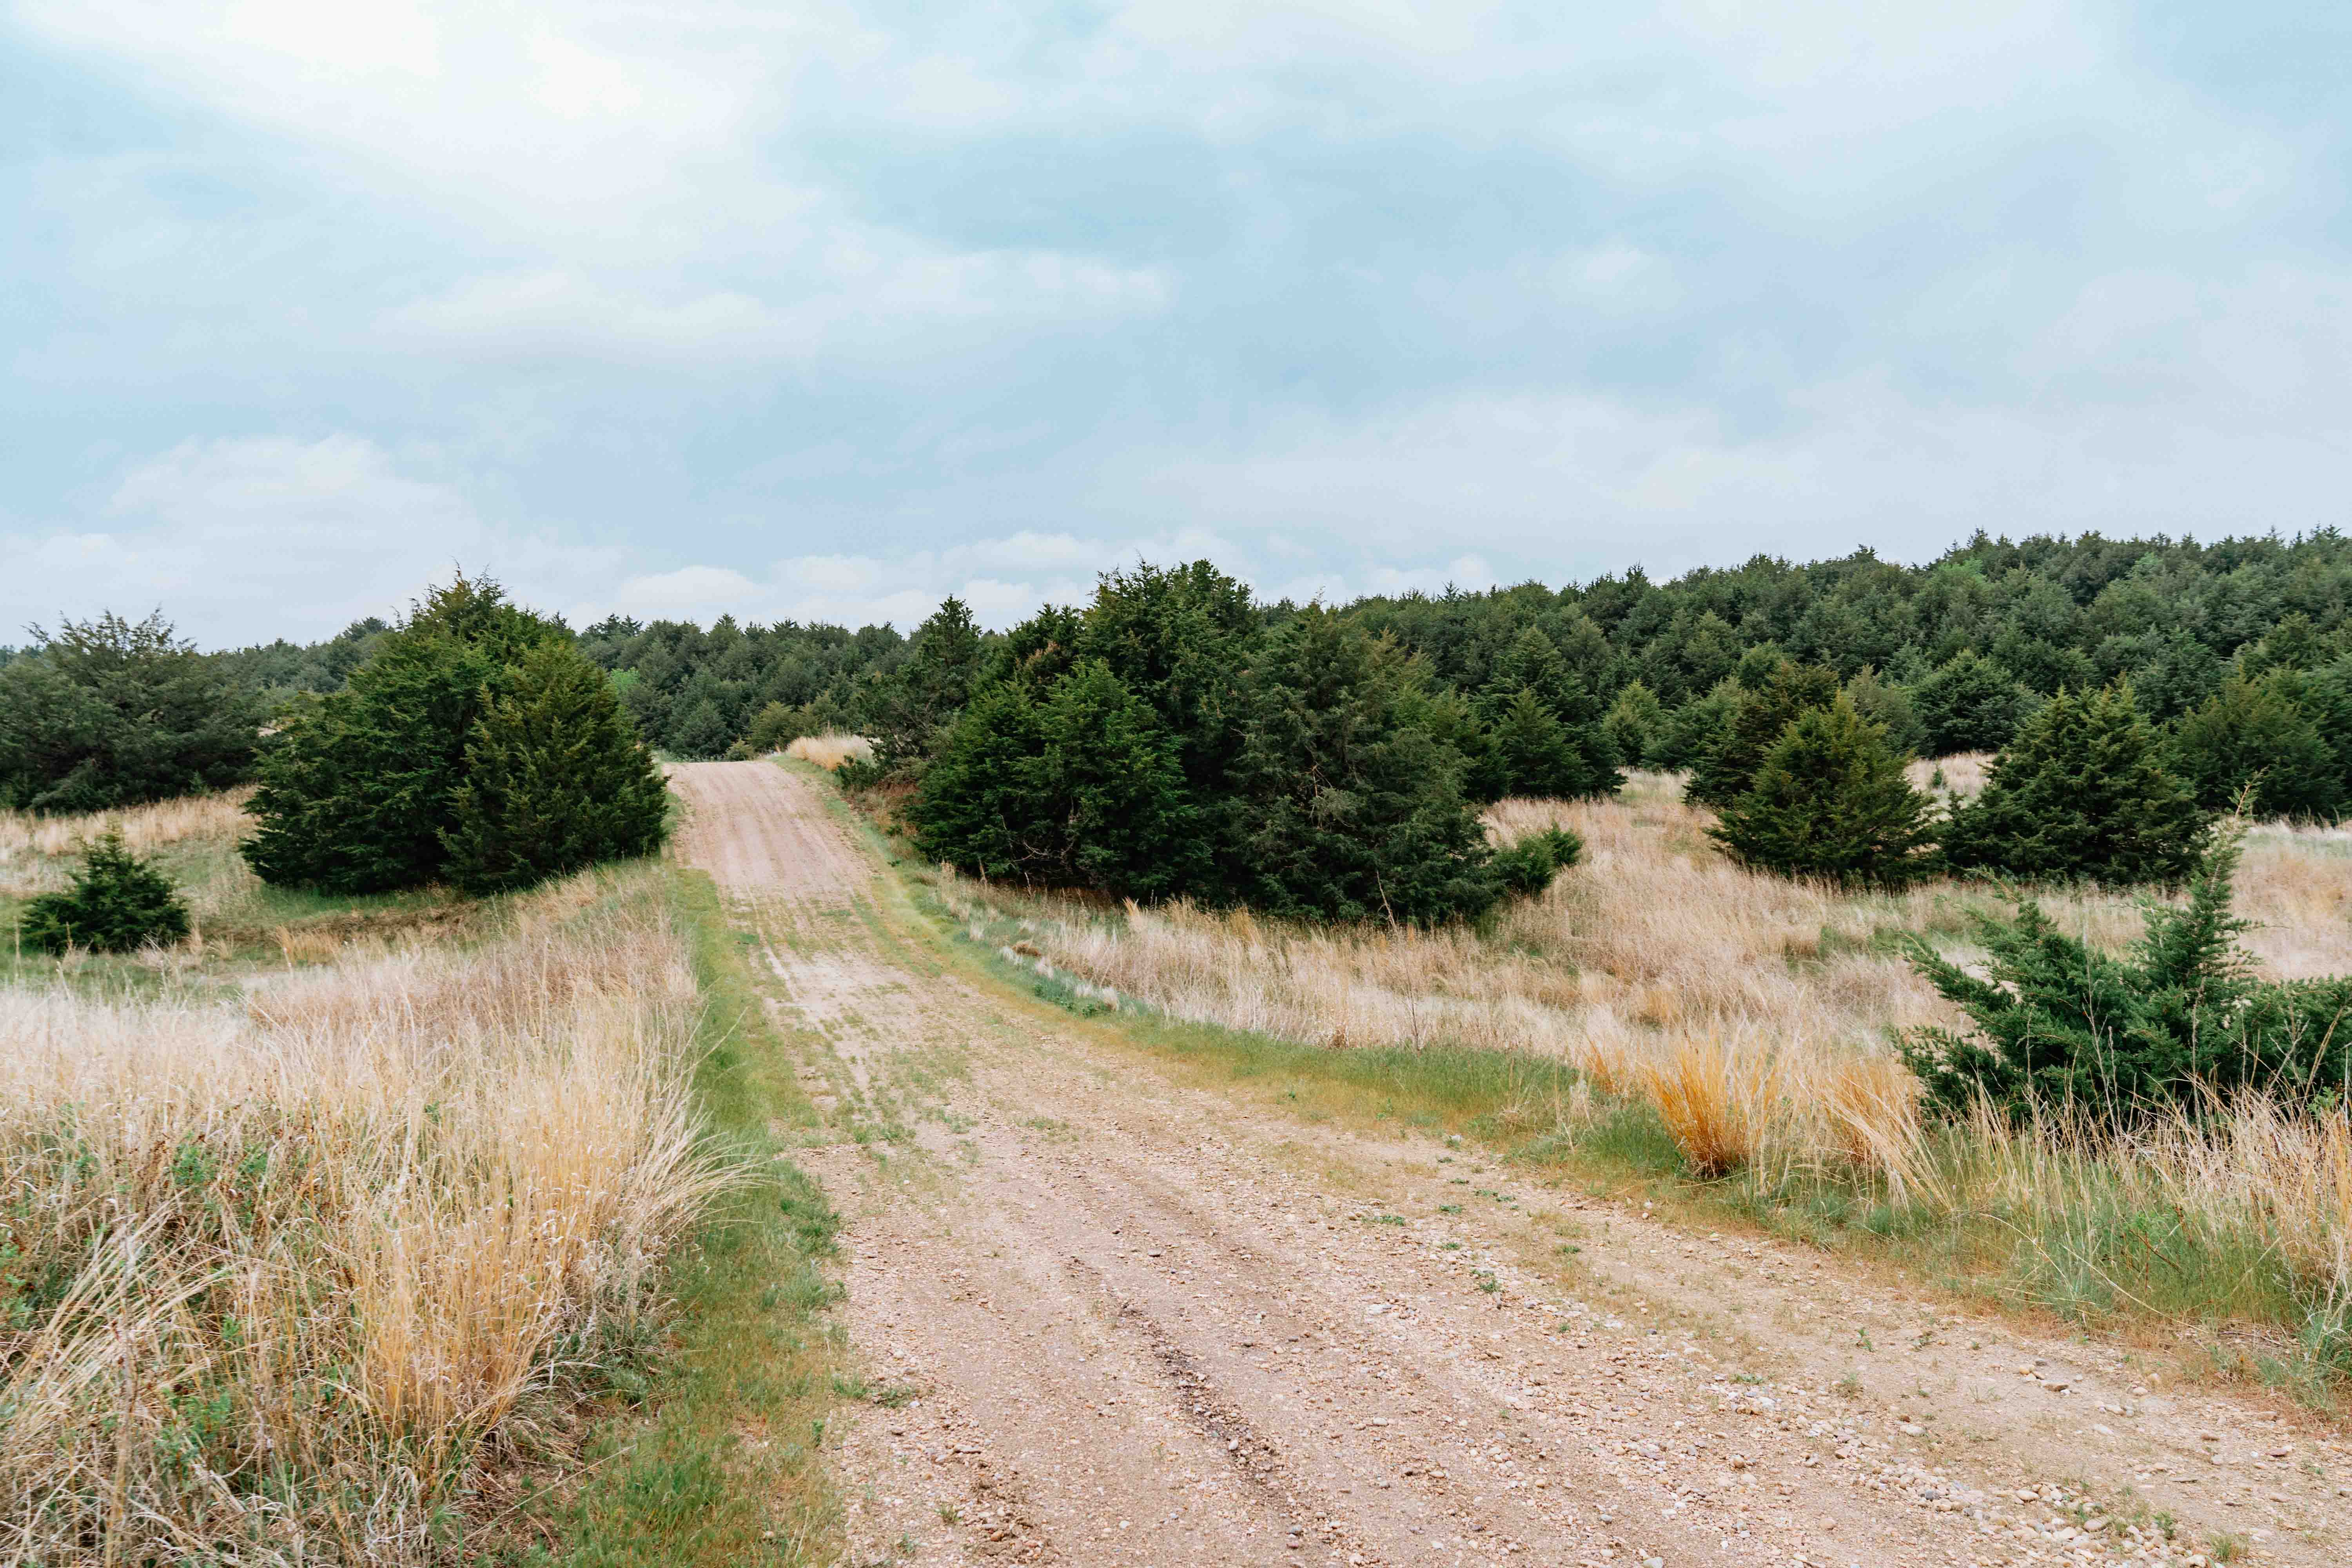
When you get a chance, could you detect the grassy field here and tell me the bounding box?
[915,769,2352,1404]
[0,795,853,1564]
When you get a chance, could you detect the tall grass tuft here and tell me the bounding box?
[0,866,729,1562]
[784,734,874,771]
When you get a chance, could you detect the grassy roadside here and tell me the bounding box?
[546,867,846,1567]
[816,766,2348,1409]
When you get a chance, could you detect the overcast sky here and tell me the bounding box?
[4,3,2348,646]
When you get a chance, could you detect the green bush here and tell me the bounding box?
[1230,610,1501,924]
[1686,659,1839,811]
[906,661,1195,896]
[0,612,262,813]
[1708,694,1934,887]
[20,831,191,954]
[1602,680,1666,769]
[441,642,671,895]
[1468,628,1619,801]
[1914,648,2029,755]
[1490,826,1584,897]
[241,575,633,895]
[1942,682,2209,886]
[1900,830,2352,1125]
[2167,672,2342,821]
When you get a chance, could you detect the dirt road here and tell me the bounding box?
[668,760,2350,1568]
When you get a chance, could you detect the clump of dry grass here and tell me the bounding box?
[785,734,873,770]
[0,790,254,897]
[0,867,727,1562]
[1906,751,1991,800]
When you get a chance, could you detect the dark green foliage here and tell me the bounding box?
[242,576,600,895]
[1913,648,2029,755]
[1686,659,1839,810]
[1230,611,1501,924]
[1843,665,1927,757]
[442,642,671,895]
[2302,654,2352,783]
[20,831,191,954]
[1649,680,1741,770]
[2167,673,2343,821]
[1469,628,1619,801]
[666,697,736,760]
[0,612,262,812]
[1900,831,2352,1124]
[862,597,984,772]
[241,630,502,893]
[1942,683,2209,886]
[1490,826,1584,897]
[1072,560,1256,794]
[1602,680,1666,769]
[732,700,820,757]
[1708,694,1934,887]
[906,661,1194,897]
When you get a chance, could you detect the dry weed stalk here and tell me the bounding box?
[0,869,726,1562]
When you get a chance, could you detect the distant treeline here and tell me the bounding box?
[579,526,2352,764]
[14,526,2352,825]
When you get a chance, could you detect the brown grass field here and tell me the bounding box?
[0,816,727,1559]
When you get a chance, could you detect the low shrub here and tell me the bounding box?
[1491,825,1583,897]
[19,830,190,953]
[1900,828,2352,1124]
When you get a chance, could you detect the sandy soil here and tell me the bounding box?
[667,762,2352,1568]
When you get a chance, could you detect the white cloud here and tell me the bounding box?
[0,436,625,646]
[379,250,1170,365]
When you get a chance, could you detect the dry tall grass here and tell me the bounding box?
[784,733,873,770]
[0,790,254,897]
[0,868,726,1562]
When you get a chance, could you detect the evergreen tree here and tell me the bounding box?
[1651,679,1741,771]
[2167,673,2343,821]
[1231,611,1500,924]
[0,611,263,813]
[1686,659,1839,810]
[2301,653,2352,784]
[1913,648,2028,755]
[667,696,735,759]
[864,596,985,771]
[242,577,564,893]
[1036,660,1196,896]
[19,831,191,954]
[1843,665,1927,757]
[1708,694,1934,888]
[442,642,671,895]
[907,661,1194,897]
[902,684,1049,882]
[1470,627,1620,800]
[1942,683,2208,886]
[1901,830,2352,1124]
[1602,680,1666,769]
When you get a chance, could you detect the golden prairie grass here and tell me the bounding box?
[0,866,728,1562]
[785,733,874,770]
[0,789,254,897]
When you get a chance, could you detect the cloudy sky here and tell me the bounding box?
[4,3,2347,646]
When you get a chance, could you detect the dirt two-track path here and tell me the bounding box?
[669,761,2352,1568]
